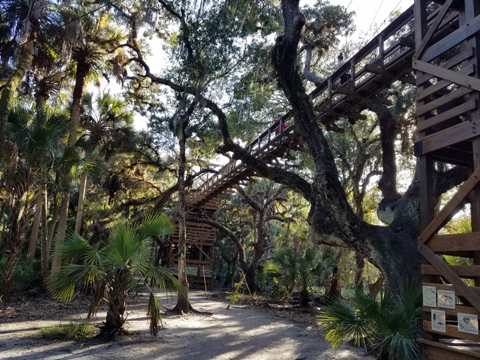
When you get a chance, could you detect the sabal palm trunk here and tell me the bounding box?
[51,59,90,273]
[27,192,43,259]
[0,36,35,160]
[75,173,88,233]
[0,191,29,298]
[102,269,130,339]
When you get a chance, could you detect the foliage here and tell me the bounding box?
[41,321,96,340]
[266,246,336,305]
[318,283,423,360]
[48,212,183,339]
[0,256,42,293]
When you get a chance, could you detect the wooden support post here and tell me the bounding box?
[414,0,428,59]
[465,0,480,287]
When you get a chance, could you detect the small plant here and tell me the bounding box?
[318,282,423,360]
[266,246,336,306]
[48,212,183,340]
[41,321,96,340]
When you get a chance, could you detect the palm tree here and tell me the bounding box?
[51,5,127,273]
[74,91,134,234]
[0,0,48,158]
[267,246,336,306]
[48,212,183,340]
[0,107,69,297]
[318,283,422,360]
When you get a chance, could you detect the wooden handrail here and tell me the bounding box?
[187,2,459,207]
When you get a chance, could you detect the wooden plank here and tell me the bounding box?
[417,120,479,154]
[422,15,480,62]
[419,338,480,360]
[414,0,428,47]
[417,99,477,132]
[414,0,454,60]
[416,48,474,85]
[417,64,475,101]
[364,64,393,79]
[414,60,480,92]
[424,321,480,342]
[422,264,480,278]
[428,233,480,253]
[417,86,473,117]
[423,305,480,316]
[419,168,480,244]
[419,244,480,312]
[419,156,435,229]
[423,282,480,297]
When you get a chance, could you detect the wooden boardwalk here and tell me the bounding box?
[188,4,430,206]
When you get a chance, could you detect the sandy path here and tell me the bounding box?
[0,291,373,360]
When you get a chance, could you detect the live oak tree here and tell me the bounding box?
[118,0,469,292]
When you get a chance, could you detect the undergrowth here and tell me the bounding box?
[41,321,96,340]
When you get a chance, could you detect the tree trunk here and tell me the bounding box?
[75,173,88,234]
[100,269,130,340]
[245,263,258,293]
[0,32,35,160]
[325,265,342,298]
[51,59,90,274]
[268,0,423,293]
[0,191,29,298]
[27,192,43,259]
[354,252,364,291]
[41,183,50,279]
[171,114,190,314]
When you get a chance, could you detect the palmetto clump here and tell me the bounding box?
[318,282,422,360]
[48,212,183,340]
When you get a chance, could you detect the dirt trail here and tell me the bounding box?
[0,291,373,360]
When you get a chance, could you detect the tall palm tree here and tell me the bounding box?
[0,0,48,160]
[51,5,127,273]
[74,91,134,234]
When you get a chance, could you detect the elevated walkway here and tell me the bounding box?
[188,4,422,206]
[172,3,480,358]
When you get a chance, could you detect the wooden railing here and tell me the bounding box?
[187,2,458,207]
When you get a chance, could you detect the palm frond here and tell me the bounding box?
[48,264,101,301]
[55,231,98,264]
[88,280,107,319]
[318,298,372,348]
[105,223,142,266]
[143,265,183,291]
[137,212,174,240]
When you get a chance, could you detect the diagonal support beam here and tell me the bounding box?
[418,167,480,244]
[419,244,480,313]
[414,0,453,60]
[413,60,480,92]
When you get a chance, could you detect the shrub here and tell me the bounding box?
[318,282,423,360]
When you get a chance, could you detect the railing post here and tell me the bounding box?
[328,78,333,101]
[379,33,384,60]
[349,58,355,85]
